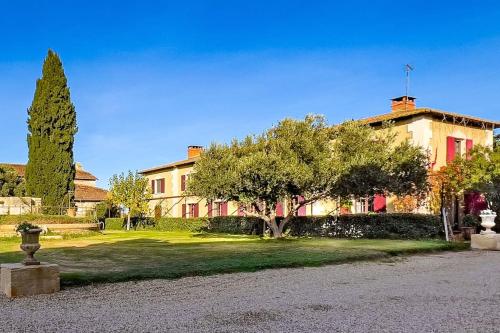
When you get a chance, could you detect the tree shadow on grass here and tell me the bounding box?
[0,237,463,288]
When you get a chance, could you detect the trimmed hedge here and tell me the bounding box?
[104,217,208,232]
[154,218,208,232]
[105,218,126,230]
[106,213,443,239]
[283,214,443,239]
[0,214,95,225]
[207,216,264,235]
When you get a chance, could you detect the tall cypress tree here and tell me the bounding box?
[26,50,78,213]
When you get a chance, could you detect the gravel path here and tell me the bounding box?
[1,251,500,332]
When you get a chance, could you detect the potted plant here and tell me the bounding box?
[461,214,479,241]
[479,209,497,235]
[16,222,43,265]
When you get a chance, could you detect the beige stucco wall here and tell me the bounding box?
[143,116,495,218]
[0,197,42,215]
[143,163,241,218]
[430,120,493,169]
[74,179,97,187]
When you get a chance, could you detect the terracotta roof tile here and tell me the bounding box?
[0,163,98,181]
[361,108,500,128]
[139,157,199,174]
[75,184,108,202]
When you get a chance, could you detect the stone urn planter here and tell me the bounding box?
[479,210,497,235]
[16,223,42,265]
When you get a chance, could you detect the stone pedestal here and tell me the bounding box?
[471,234,500,251]
[1,263,60,298]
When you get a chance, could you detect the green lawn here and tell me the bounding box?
[0,231,467,286]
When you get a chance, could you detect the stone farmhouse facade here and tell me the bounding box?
[140,96,499,219]
[0,163,107,216]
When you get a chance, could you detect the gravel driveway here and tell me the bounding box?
[1,251,499,332]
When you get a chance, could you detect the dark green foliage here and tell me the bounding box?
[0,214,94,225]
[95,201,120,221]
[206,214,442,239]
[463,214,480,228]
[104,217,208,232]
[153,218,208,232]
[104,218,126,230]
[0,166,26,196]
[26,50,77,212]
[107,214,441,239]
[283,214,443,239]
[207,216,265,235]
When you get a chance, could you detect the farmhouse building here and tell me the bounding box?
[140,96,499,218]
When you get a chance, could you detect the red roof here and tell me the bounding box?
[361,108,500,129]
[74,184,108,202]
[0,163,98,181]
[140,157,199,174]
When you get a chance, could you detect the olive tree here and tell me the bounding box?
[109,171,151,231]
[189,116,429,238]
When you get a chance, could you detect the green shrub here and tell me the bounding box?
[463,214,480,228]
[205,214,442,239]
[95,202,120,221]
[153,217,208,232]
[0,214,94,225]
[104,217,208,232]
[283,214,442,239]
[206,216,264,235]
[105,218,125,230]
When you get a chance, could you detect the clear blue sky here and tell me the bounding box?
[1,1,500,187]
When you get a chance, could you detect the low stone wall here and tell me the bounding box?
[0,197,42,216]
[0,223,99,236]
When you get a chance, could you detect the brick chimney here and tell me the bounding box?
[391,96,416,112]
[188,146,203,159]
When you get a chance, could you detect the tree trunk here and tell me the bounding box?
[126,213,131,231]
[267,216,283,238]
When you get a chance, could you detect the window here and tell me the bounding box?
[454,139,462,158]
[151,179,165,194]
[208,201,228,217]
[188,203,199,218]
[180,174,189,191]
[354,197,374,213]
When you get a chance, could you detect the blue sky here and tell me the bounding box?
[1,1,500,187]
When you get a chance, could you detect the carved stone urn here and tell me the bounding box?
[20,228,42,265]
[479,210,497,235]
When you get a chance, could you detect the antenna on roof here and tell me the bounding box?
[404,64,414,112]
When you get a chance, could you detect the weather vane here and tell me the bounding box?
[405,64,414,97]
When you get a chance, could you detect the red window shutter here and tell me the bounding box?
[193,203,199,218]
[221,202,228,216]
[207,202,212,217]
[446,136,455,164]
[276,202,284,217]
[160,179,165,193]
[466,139,473,160]
[151,180,155,194]
[238,204,244,217]
[297,196,306,216]
[181,204,186,218]
[180,175,186,191]
[373,194,386,213]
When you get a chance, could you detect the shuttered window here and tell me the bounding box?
[446,136,456,164]
[180,175,186,191]
[466,139,473,160]
[207,202,213,218]
[151,179,165,194]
